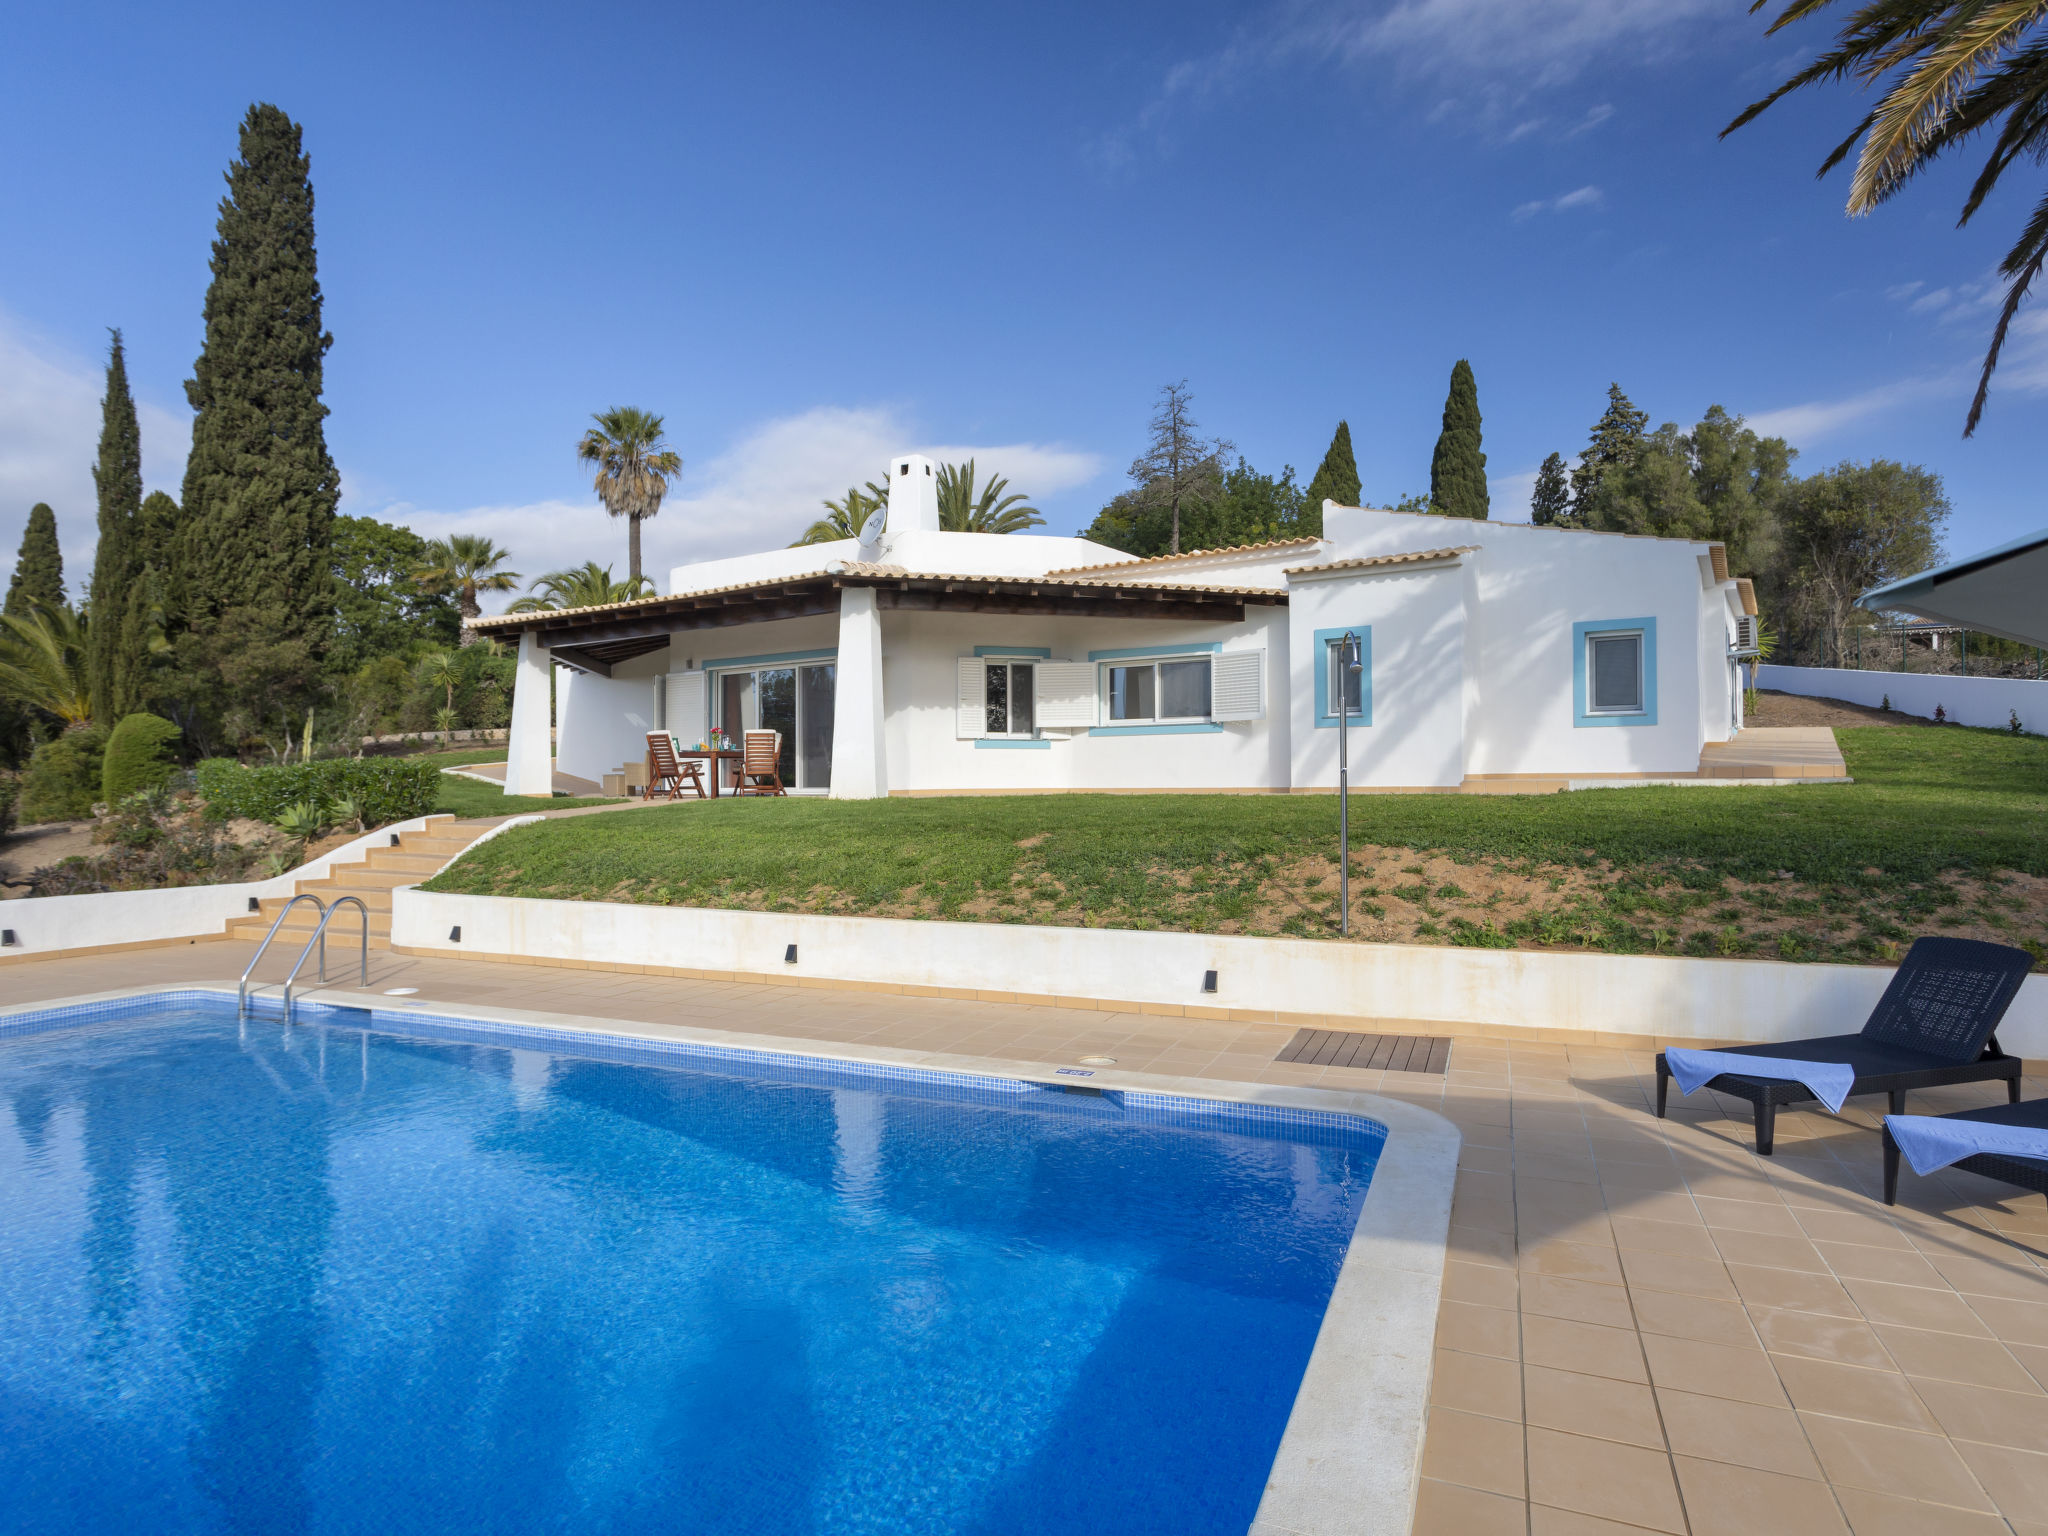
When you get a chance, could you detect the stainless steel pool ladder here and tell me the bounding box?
[237,894,371,1021]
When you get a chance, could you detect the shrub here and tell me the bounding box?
[195,756,441,829]
[0,772,16,836]
[101,713,181,804]
[18,726,109,824]
[2012,710,2026,736]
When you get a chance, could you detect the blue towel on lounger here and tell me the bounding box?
[1663,1049,1855,1114]
[1884,1114,2048,1177]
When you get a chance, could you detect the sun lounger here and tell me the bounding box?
[1883,1099,2048,1205]
[1654,936,2033,1154]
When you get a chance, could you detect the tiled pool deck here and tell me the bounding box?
[5,941,2045,1535]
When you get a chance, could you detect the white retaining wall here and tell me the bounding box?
[1759,663,2048,733]
[0,816,442,958]
[390,888,2048,1057]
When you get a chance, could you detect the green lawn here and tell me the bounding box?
[426,755,622,818]
[421,724,2048,966]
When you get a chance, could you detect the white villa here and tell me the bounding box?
[476,453,1761,798]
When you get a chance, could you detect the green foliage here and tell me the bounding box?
[507,562,652,613]
[19,726,109,824]
[25,783,267,896]
[1581,405,1792,574]
[1568,384,1648,519]
[1530,452,1570,526]
[0,772,16,835]
[331,515,459,670]
[1769,459,1950,667]
[174,102,338,733]
[88,331,147,721]
[413,533,519,641]
[936,460,1043,533]
[195,755,441,828]
[793,487,878,546]
[101,713,181,803]
[1428,360,1489,520]
[0,606,94,728]
[1302,421,1360,525]
[1085,458,1310,557]
[272,799,328,846]
[1115,381,1235,556]
[5,503,65,618]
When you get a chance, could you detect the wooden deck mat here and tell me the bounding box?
[1274,1029,1451,1074]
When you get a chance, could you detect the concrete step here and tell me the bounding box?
[365,849,450,873]
[236,907,393,936]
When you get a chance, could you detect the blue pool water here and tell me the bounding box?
[0,996,1382,1536]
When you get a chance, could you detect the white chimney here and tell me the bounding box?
[886,453,941,534]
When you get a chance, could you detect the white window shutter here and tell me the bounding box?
[956,657,988,738]
[1034,662,1097,728]
[664,670,707,742]
[1211,650,1265,721]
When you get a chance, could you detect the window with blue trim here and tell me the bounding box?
[1104,656,1211,722]
[1312,625,1373,729]
[1572,617,1658,727]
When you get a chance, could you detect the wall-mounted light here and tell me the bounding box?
[390,833,401,847]
[449,926,462,943]
[784,944,798,964]
[1202,969,1218,994]
[1,929,16,947]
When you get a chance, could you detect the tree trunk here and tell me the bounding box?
[458,592,480,647]
[629,514,643,585]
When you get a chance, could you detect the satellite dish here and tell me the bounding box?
[857,504,886,556]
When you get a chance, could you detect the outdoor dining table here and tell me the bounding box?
[649,745,744,797]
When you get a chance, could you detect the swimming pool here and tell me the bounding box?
[0,992,1399,1536]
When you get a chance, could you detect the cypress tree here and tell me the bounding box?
[1569,383,1648,519]
[5,504,65,618]
[1530,452,1571,526]
[88,330,144,720]
[1302,420,1361,531]
[1428,360,1489,519]
[175,102,337,663]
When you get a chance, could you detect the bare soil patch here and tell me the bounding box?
[1746,690,1903,728]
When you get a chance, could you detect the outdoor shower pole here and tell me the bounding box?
[1338,632,1361,937]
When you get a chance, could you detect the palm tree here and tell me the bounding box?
[1727,2,2048,434]
[791,486,882,547]
[936,460,1044,533]
[578,407,684,583]
[414,535,521,646]
[0,606,93,729]
[506,561,656,613]
[416,650,460,716]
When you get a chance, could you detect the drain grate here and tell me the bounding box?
[1275,1029,1451,1074]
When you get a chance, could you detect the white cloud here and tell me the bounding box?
[1563,103,1615,137]
[1503,118,1546,143]
[364,406,1105,614]
[1098,0,1715,166]
[0,312,188,599]
[1512,184,1604,220]
[1488,466,1539,520]
[1746,375,1954,441]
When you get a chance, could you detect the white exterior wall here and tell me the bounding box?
[1322,507,1728,775]
[1758,664,2048,733]
[1287,561,1469,789]
[879,607,1290,792]
[554,648,671,785]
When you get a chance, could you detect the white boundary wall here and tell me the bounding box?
[0,816,441,958]
[391,888,2048,1057]
[1759,663,2048,733]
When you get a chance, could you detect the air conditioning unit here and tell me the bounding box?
[1729,615,1762,657]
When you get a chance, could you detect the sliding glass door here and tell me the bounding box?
[715,662,835,789]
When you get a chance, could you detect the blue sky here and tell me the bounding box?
[2,0,2042,607]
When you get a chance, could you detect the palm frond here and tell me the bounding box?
[0,606,93,727]
[505,561,656,612]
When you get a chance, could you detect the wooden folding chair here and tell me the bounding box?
[734,729,785,795]
[645,732,706,800]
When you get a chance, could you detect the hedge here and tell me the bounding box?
[102,713,182,804]
[18,726,108,824]
[195,757,442,828]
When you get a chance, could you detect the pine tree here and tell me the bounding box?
[1530,452,1571,526]
[1569,384,1648,519]
[175,103,337,680]
[1428,360,1489,520]
[1302,420,1361,532]
[5,504,65,618]
[88,330,144,721]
